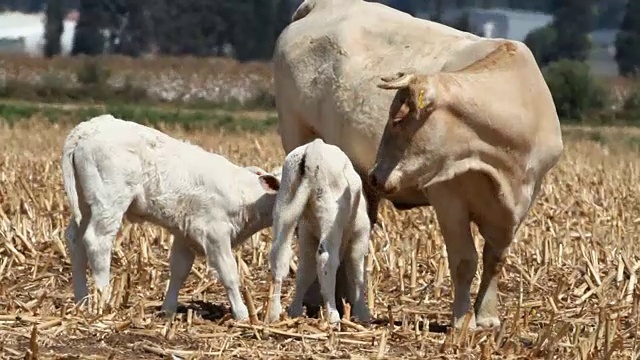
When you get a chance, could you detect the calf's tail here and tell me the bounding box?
[269,147,312,285]
[61,138,82,241]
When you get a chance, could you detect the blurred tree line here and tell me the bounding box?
[1,0,634,63]
[5,0,640,123]
[520,0,640,76]
[16,0,294,61]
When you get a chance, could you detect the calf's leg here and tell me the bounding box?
[303,265,348,318]
[316,236,342,324]
[65,217,90,305]
[288,225,319,318]
[344,229,371,323]
[205,231,248,320]
[161,234,195,315]
[83,206,125,308]
[266,206,298,323]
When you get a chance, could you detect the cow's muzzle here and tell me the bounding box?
[367,168,399,196]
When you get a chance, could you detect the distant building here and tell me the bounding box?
[0,10,78,56]
[587,29,619,77]
[416,7,554,42]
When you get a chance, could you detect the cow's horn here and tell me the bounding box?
[377,71,416,90]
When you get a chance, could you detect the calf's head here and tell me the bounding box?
[368,70,439,196]
[246,166,282,195]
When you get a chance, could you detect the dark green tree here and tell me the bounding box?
[615,0,640,76]
[72,0,106,55]
[431,0,444,23]
[229,0,293,61]
[148,0,229,57]
[542,59,607,120]
[524,25,557,66]
[549,0,595,62]
[115,0,152,57]
[44,0,65,57]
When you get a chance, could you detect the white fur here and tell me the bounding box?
[267,139,371,324]
[61,114,281,320]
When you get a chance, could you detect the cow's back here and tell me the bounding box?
[273,0,480,174]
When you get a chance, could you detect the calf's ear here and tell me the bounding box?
[259,174,280,194]
[245,165,267,175]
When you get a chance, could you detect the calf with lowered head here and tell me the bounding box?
[267,138,372,324]
[61,114,281,320]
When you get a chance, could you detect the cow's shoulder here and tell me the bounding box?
[441,39,529,74]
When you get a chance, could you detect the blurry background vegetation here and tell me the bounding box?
[0,0,639,126]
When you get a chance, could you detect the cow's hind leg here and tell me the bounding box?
[277,113,317,154]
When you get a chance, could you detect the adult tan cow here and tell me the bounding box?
[273,0,563,329]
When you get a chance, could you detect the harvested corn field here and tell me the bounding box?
[0,118,639,359]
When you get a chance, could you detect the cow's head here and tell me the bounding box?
[367,70,439,196]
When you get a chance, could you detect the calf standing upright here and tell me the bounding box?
[267,138,372,324]
[61,114,281,320]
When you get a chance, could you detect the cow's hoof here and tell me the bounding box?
[287,303,303,319]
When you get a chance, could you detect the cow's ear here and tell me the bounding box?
[259,174,280,194]
[407,79,436,113]
[378,71,418,123]
[378,72,436,118]
[377,71,416,90]
[389,89,412,124]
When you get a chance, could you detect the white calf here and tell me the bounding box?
[61,114,281,320]
[267,138,371,324]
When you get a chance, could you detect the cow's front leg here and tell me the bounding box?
[475,223,512,329]
[429,184,477,330]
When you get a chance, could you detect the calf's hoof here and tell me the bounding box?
[326,310,341,324]
[475,315,501,330]
[266,303,283,323]
[453,313,477,331]
[232,306,249,321]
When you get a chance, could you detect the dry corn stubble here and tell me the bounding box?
[0,119,639,359]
